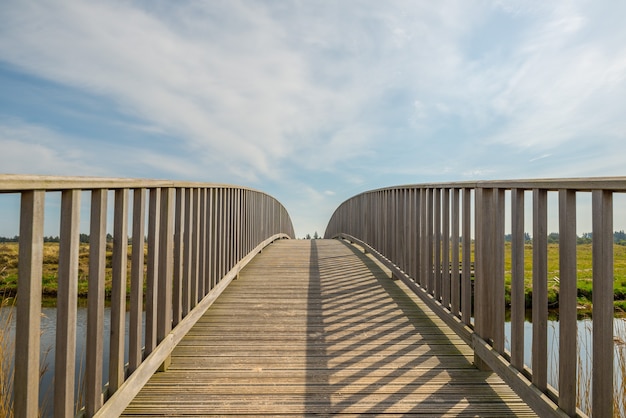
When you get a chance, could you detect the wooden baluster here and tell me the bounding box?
[592,189,613,417]
[532,188,548,391]
[109,188,128,395]
[173,188,185,327]
[145,188,160,356]
[198,189,207,298]
[55,189,80,418]
[451,188,460,316]
[157,188,174,371]
[558,189,577,415]
[434,188,442,300]
[129,189,145,374]
[493,188,505,353]
[510,189,525,371]
[15,190,45,418]
[461,188,472,326]
[86,189,107,416]
[442,188,450,309]
[182,189,193,316]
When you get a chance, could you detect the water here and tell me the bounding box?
[504,317,626,416]
[1,305,144,417]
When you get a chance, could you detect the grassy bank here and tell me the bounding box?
[2,241,626,313]
[501,242,626,315]
[0,242,145,299]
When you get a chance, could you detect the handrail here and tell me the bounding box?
[3,175,294,418]
[325,177,625,418]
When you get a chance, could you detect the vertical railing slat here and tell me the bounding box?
[15,190,45,418]
[493,188,505,353]
[173,188,185,327]
[592,189,614,417]
[510,188,525,370]
[182,189,193,316]
[442,188,450,309]
[145,188,160,356]
[86,189,108,416]
[55,189,80,418]
[532,188,548,391]
[451,188,460,316]
[157,188,174,370]
[129,188,145,374]
[558,189,577,415]
[109,188,128,395]
[461,188,472,326]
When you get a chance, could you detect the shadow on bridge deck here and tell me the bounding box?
[123,239,535,416]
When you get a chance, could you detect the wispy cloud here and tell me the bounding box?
[1,0,625,235]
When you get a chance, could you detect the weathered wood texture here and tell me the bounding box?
[123,240,535,417]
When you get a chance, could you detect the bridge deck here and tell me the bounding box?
[123,239,535,416]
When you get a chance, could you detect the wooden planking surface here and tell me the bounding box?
[123,239,535,417]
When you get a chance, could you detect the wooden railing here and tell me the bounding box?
[1,175,294,418]
[325,177,626,418]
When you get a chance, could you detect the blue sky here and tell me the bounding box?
[1,0,625,237]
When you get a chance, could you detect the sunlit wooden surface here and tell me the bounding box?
[123,239,535,416]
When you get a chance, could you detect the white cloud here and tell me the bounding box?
[0,118,98,175]
[1,0,625,212]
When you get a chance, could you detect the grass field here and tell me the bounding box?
[1,241,626,313]
[501,242,626,314]
[0,242,145,298]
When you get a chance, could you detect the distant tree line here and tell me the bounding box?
[0,233,115,243]
[3,230,626,245]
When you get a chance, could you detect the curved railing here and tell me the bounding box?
[1,175,294,418]
[325,177,626,418]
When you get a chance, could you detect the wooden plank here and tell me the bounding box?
[94,233,289,417]
[123,240,535,417]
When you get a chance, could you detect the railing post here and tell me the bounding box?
[592,189,613,417]
[442,188,450,309]
[129,188,145,374]
[109,188,128,395]
[558,189,577,415]
[55,189,80,418]
[157,188,174,371]
[451,188,460,316]
[510,188,525,371]
[532,188,548,391]
[474,187,493,370]
[86,189,108,416]
[434,188,442,300]
[145,188,160,356]
[461,188,472,326]
[14,190,44,418]
[173,188,185,327]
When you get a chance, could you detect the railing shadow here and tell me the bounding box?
[305,239,524,415]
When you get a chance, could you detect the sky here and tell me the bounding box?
[1,0,625,238]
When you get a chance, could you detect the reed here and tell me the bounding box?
[0,294,15,418]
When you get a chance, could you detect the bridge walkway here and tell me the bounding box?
[122,239,535,416]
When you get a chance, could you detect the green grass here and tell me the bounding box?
[499,242,626,315]
[0,242,145,298]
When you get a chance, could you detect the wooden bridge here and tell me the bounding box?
[122,239,533,416]
[3,175,625,417]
